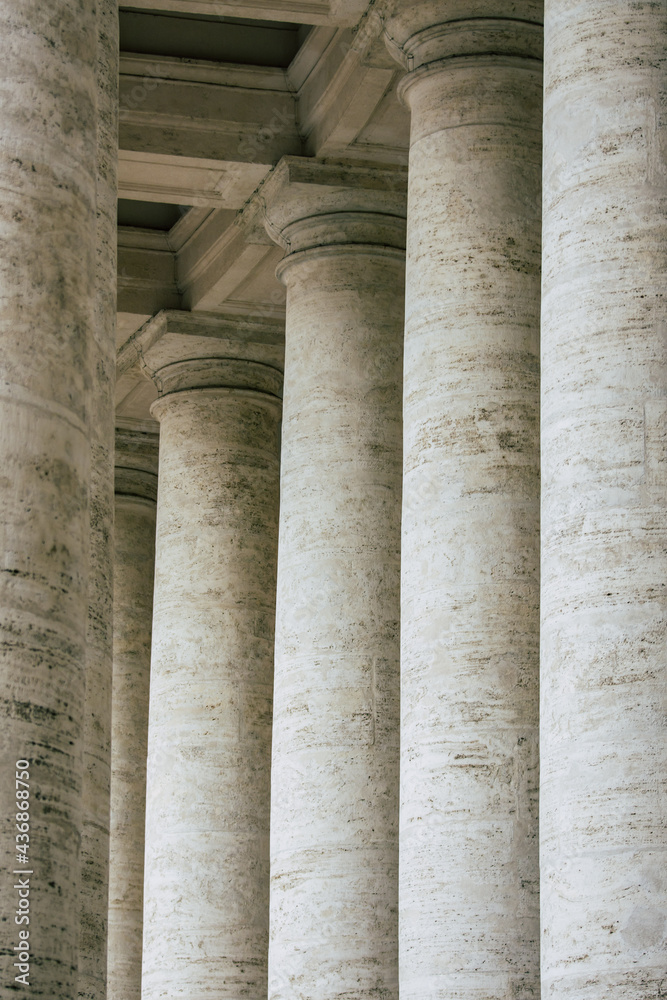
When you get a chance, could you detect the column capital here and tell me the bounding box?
[259,156,407,265]
[149,358,283,420]
[383,3,542,101]
[121,309,285,416]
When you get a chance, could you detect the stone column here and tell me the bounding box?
[541,4,667,997]
[260,158,405,1000]
[0,3,98,997]
[107,426,158,1000]
[78,2,119,996]
[139,312,283,1000]
[385,8,543,998]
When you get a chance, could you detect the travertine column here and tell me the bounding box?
[260,158,405,1000]
[385,7,542,997]
[108,427,158,1000]
[141,314,282,1000]
[541,4,667,996]
[78,2,119,996]
[0,3,98,996]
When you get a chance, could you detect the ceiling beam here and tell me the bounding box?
[118,233,181,315]
[119,56,302,163]
[117,0,371,27]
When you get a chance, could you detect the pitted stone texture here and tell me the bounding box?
[541,4,667,996]
[0,2,98,996]
[78,2,119,997]
[142,384,281,1000]
[387,14,542,999]
[108,431,158,1000]
[265,174,404,1000]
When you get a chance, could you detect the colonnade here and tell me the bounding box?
[0,3,665,1000]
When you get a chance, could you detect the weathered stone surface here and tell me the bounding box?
[540,3,667,996]
[0,2,98,996]
[262,159,405,1000]
[107,429,158,1000]
[77,3,119,997]
[385,10,542,998]
[141,340,282,1000]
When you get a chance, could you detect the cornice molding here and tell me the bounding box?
[117,0,374,27]
[120,53,290,91]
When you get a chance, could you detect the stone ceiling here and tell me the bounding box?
[115,0,410,425]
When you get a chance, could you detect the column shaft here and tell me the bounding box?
[78,1,119,995]
[107,431,158,1000]
[262,164,404,1000]
[541,3,667,995]
[0,1,98,995]
[389,11,542,998]
[142,375,281,999]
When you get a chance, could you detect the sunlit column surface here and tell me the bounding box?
[386,6,543,997]
[541,3,667,995]
[141,314,282,1000]
[262,158,405,1000]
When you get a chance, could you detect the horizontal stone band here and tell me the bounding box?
[150,357,284,399]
